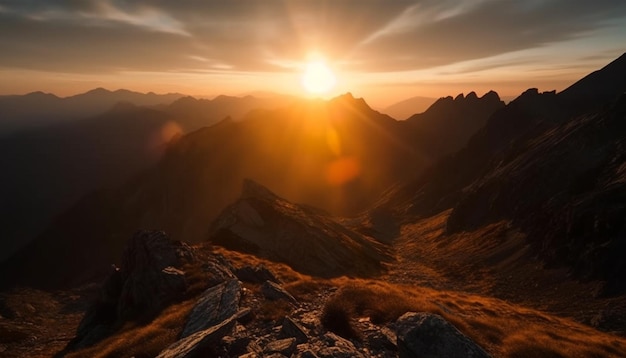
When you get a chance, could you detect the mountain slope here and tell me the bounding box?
[0,91,503,289]
[0,95,292,262]
[0,88,184,135]
[402,91,505,158]
[377,53,626,294]
[210,179,391,277]
[382,95,437,119]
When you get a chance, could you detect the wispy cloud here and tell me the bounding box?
[0,0,624,75]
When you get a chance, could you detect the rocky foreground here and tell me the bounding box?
[56,231,490,358]
[3,228,626,357]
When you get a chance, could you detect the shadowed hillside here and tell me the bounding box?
[0,91,502,288]
[376,52,626,295]
[0,93,294,262]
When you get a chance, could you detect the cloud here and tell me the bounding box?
[0,0,624,74]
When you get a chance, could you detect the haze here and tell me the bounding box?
[1,0,625,107]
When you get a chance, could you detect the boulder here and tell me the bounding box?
[261,281,297,304]
[180,279,242,338]
[395,312,491,358]
[117,231,195,320]
[156,311,243,358]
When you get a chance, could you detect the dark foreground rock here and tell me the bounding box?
[157,310,248,358]
[395,312,491,358]
[62,231,196,352]
[180,279,242,338]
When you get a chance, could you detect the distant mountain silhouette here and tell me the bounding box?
[402,91,505,158]
[0,91,502,288]
[377,53,626,294]
[0,94,293,262]
[0,88,185,135]
[382,96,437,119]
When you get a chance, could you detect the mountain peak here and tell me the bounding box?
[482,90,501,102]
[85,87,112,95]
[241,179,279,201]
[330,92,374,113]
[559,53,626,105]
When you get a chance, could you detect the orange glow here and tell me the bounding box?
[326,128,342,156]
[325,156,360,186]
[160,121,183,143]
[147,120,183,158]
[301,60,337,95]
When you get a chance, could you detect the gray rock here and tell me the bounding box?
[395,312,491,358]
[235,264,279,283]
[67,231,195,351]
[117,231,195,320]
[201,256,236,288]
[281,316,309,343]
[261,281,297,304]
[156,311,239,358]
[264,338,297,356]
[180,279,242,338]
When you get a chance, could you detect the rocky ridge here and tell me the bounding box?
[209,179,391,278]
[60,230,491,358]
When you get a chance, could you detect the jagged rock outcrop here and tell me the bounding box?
[180,279,242,338]
[157,310,249,358]
[209,179,391,278]
[117,231,195,320]
[378,54,626,294]
[395,312,491,358]
[62,231,197,352]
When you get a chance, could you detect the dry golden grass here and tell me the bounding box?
[322,279,626,357]
[65,244,626,358]
[66,299,195,358]
[256,300,294,323]
[285,278,334,301]
[211,245,307,284]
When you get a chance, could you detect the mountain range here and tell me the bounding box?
[1,54,626,357]
[0,88,503,287]
[0,92,294,262]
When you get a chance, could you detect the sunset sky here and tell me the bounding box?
[1,0,625,107]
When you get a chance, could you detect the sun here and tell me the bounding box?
[301,60,337,95]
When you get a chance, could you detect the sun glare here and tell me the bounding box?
[301,60,336,95]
